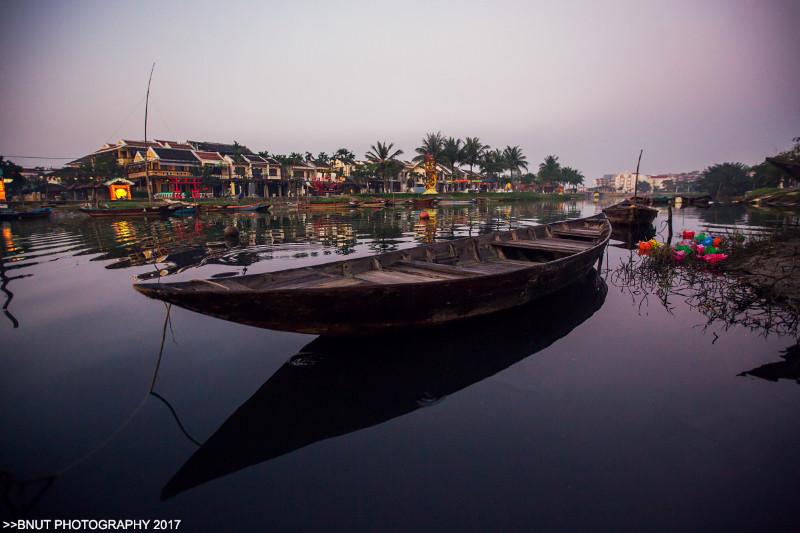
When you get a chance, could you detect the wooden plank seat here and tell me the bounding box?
[354,269,444,284]
[395,260,482,276]
[396,258,535,277]
[493,238,593,254]
[551,228,603,239]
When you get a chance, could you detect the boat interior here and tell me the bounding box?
[167,217,610,292]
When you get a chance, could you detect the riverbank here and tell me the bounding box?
[745,187,800,208]
[723,231,800,311]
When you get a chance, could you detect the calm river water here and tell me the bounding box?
[1,200,798,532]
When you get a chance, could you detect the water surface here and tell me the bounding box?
[1,200,798,532]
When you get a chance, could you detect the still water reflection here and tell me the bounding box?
[1,200,798,531]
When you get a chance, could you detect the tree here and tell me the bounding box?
[502,145,528,181]
[637,180,652,193]
[441,137,463,172]
[479,149,507,179]
[0,157,26,196]
[333,148,356,165]
[350,162,377,191]
[414,132,445,162]
[231,141,246,163]
[537,155,561,191]
[366,141,404,193]
[462,137,489,173]
[272,152,306,196]
[315,152,330,165]
[560,166,585,191]
[698,162,750,199]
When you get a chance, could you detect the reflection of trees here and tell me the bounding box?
[608,255,799,338]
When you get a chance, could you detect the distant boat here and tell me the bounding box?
[604,149,658,226]
[80,205,174,217]
[354,200,387,209]
[602,198,658,226]
[412,197,436,208]
[0,207,52,221]
[134,214,611,335]
[435,198,477,206]
[202,202,270,212]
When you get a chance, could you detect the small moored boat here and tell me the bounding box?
[134,214,611,335]
[202,202,271,212]
[80,205,174,217]
[602,198,658,226]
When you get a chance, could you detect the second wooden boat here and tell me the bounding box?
[80,205,174,217]
[202,202,271,212]
[134,214,611,334]
[602,198,658,226]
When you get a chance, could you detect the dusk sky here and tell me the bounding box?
[1,0,798,183]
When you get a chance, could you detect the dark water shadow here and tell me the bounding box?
[161,270,608,499]
[739,343,800,384]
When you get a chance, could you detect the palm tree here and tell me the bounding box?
[441,137,463,171]
[461,137,489,173]
[272,152,306,197]
[537,155,561,191]
[333,148,356,165]
[366,141,404,194]
[502,145,528,182]
[561,166,585,191]
[479,149,507,180]
[331,148,356,180]
[413,131,445,162]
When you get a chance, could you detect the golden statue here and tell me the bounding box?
[423,154,437,195]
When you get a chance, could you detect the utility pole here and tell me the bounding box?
[633,149,643,199]
[144,62,156,204]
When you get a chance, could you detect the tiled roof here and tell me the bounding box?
[122,140,162,148]
[151,148,200,163]
[187,141,253,156]
[194,151,224,161]
[242,154,268,164]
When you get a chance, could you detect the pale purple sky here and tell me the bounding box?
[1,0,798,183]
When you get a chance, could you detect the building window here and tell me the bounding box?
[269,168,278,176]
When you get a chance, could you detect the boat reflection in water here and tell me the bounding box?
[161,269,608,499]
[609,224,656,250]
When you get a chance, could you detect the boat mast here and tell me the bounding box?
[144,62,156,205]
[633,149,643,199]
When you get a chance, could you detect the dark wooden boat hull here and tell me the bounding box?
[135,215,611,335]
[80,206,172,217]
[202,202,270,212]
[602,201,658,226]
[412,198,436,207]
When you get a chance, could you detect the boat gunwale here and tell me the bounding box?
[135,215,611,294]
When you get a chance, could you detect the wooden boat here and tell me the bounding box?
[134,214,611,335]
[202,202,271,212]
[80,205,174,217]
[160,270,608,499]
[356,200,387,209]
[602,198,658,226]
[435,198,477,206]
[412,197,437,208]
[0,207,52,221]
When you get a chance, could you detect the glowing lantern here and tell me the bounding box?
[104,178,134,201]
